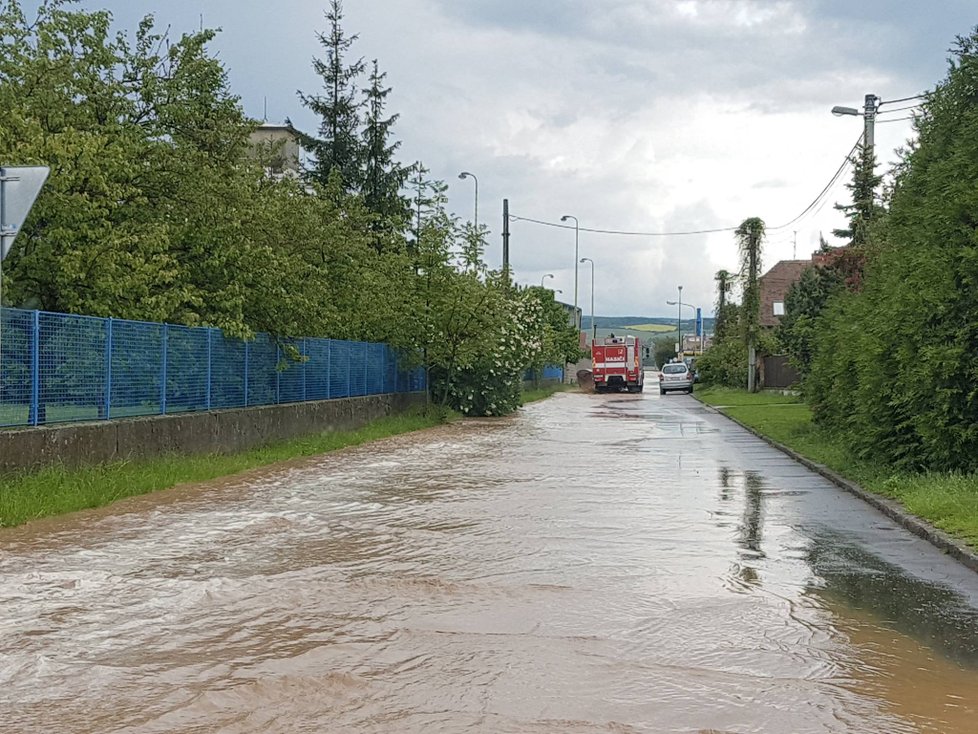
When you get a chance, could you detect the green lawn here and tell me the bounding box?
[521,383,571,404]
[0,410,445,528]
[696,386,978,549]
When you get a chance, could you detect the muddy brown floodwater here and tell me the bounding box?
[2,387,978,733]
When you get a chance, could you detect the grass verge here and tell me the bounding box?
[0,410,446,529]
[521,383,572,404]
[696,385,978,550]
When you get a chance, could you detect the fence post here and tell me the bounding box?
[326,339,331,400]
[276,343,281,404]
[347,343,351,397]
[244,340,250,407]
[160,323,168,415]
[206,328,212,410]
[301,339,307,402]
[29,310,40,426]
[104,317,113,420]
[365,343,370,394]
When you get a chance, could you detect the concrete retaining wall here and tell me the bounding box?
[0,393,426,474]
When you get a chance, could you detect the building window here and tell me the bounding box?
[773,301,785,316]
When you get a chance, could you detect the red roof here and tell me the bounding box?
[758,260,810,327]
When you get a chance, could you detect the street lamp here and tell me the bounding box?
[832,93,878,152]
[667,300,699,354]
[676,286,683,357]
[832,94,880,240]
[560,214,580,332]
[458,171,478,230]
[580,257,595,342]
[541,273,554,287]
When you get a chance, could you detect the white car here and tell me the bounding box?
[659,362,694,394]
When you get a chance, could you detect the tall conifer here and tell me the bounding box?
[361,59,410,248]
[298,0,364,193]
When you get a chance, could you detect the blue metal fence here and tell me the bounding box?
[0,307,426,428]
[523,365,565,382]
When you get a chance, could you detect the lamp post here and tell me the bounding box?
[667,300,698,354]
[458,171,478,231]
[676,286,683,357]
[832,94,880,243]
[541,273,554,287]
[560,214,580,332]
[832,93,878,153]
[580,257,595,342]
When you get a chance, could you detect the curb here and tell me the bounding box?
[695,397,978,575]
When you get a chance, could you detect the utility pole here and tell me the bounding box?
[747,228,759,393]
[792,230,797,260]
[502,198,510,282]
[863,93,878,153]
[677,285,683,358]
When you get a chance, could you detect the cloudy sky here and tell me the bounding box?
[34,0,977,316]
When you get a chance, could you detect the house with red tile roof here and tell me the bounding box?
[758,259,811,328]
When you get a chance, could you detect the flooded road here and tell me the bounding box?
[3,386,978,733]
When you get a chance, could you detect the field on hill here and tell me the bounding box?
[624,323,675,333]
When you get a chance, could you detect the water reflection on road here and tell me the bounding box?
[2,387,978,732]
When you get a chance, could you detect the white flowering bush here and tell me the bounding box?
[406,210,576,417]
[442,288,545,416]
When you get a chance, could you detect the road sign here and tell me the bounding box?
[695,307,702,337]
[1,166,50,261]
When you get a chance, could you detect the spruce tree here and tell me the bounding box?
[361,59,410,248]
[298,0,364,193]
[408,163,448,253]
[832,142,883,245]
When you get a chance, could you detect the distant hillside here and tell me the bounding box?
[593,315,715,332]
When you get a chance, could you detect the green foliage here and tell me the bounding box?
[713,269,736,340]
[297,0,365,193]
[652,335,677,369]
[360,59,410,248]
[832,143,884,246]
[776,265,842,376]
[697,333,747,388]
[0,0,570,420]
[806,27,978,471]
[409,215,561,416]
[699,302,777,389]
[735,217,765,348]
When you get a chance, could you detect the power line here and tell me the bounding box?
[880,93,927,106]
[506,215,737,236]
[511,135,859,238]
[768,135,860,231]
[877,104,921,114]
[876,115,917,124]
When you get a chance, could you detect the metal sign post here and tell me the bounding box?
[1,165,50,262]
[1,165,50,409]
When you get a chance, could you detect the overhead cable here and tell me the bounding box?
[877,104,922,114]
[768,135,859,231]
[509,135,860,237]
[879,93,927,106]
[876,116,917,124]
[506,215,738,236]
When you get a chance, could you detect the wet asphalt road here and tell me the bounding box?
[1,383,978,733]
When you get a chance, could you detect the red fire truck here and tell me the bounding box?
[591,335,645,393]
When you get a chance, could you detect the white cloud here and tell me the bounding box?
[43,0,972,315]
